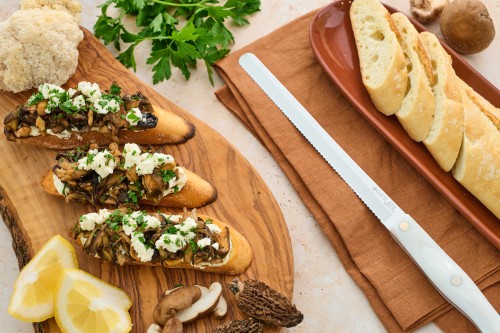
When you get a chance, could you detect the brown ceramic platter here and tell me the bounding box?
[309,0,500,249]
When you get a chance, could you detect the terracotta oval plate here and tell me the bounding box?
[309,0,500,249]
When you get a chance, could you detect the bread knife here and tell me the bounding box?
[238,52,500,333]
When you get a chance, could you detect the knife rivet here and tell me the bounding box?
[399,221,410,231]
[451,275,463,286]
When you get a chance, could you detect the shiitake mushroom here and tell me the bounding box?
[439,0,495,54]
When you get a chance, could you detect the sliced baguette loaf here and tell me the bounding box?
[350,0,408,115]
[392,13,435,142]
[420,32,464,171]
[452,79,500,219]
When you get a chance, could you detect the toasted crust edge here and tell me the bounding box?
[9,106,195,149]
[41,169,218,209]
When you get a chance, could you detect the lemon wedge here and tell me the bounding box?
[8,235,78,322]
[55,268,132,333]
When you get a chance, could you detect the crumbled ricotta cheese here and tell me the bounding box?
[197,237,212,248]
[206,223,221,234]
[212,242,220,250]
[72,95,86,109]
[144,215,161,229]
[39,83,64,99]
[96,209,111,224]
[131,232,154,262]
[122,215,137,236]
[122,143,142,169]
[135,153,157,176]
[79,212,99,231]
[93,97,119,114]
[175,217,198,233]
[78,81,102,103]
[155,233,186,253]
[52,174,68,196]
[163,167,187,195]
[135,152,176,176]
[125,107,142,126]
[77,149,116,178]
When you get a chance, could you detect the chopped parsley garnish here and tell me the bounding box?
[126,110,141,122]
[127,189,139,204]
[86,153,96,165]
[27,92,44,106]
[189,240,199,253]
[109,83,121,95]
[160,169,176,183]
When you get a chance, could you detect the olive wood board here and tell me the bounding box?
[0,28,294,333]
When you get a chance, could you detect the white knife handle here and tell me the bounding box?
[386,212,500,333]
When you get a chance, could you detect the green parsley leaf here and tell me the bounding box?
[160,169,176,183]
[94,0,261,84]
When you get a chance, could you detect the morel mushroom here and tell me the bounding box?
[213,318,264,333]
[228,279,303,328]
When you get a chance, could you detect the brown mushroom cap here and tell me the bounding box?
[439,0,495,54]
[161,317,183,333]
[152,286,202,326]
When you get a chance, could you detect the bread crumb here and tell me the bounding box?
[20,0,82,23]
[0,8,83,93]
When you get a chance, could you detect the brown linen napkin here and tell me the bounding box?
[214,10,500,333]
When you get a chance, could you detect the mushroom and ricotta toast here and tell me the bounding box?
[70,209,253,275]
[42,143,217,208]
[3,82,195,148]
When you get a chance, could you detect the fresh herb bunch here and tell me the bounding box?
[94,0,261,85]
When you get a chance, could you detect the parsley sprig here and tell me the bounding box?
[94,0,261,85]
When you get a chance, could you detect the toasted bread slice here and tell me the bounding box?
[420,32,464,171]
[452,80,500,219]
[350,0,408,115]
[42,169,217,209]
[11,106,195,149]
[391,13,435,142]
[70,210,253,275]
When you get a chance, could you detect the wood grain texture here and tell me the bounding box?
[0,28,294,333]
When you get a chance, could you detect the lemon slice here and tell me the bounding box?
[55,268,132,333]
[8,235,78,322]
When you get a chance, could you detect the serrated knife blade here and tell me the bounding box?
[239,52,500,332]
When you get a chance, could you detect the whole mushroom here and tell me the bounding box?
[439,0,495,54]
[228,279,303,328]
[153,285,202,326]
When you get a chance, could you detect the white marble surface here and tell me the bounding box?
[0,1,498,332]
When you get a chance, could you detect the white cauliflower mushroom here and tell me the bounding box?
[20,0,82,23]
[0,8,83,93]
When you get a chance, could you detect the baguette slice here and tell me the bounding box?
[392,13,435,142]
[70,210,253,275]
[42,169,217,209]
[420,32,464,171]
[452,80,500,219]
[350,0,408,115]
[8,106,195,149]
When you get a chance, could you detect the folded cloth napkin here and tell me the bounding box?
[214,10,500,333]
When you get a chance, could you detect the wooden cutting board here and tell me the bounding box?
[0,28,294,333]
